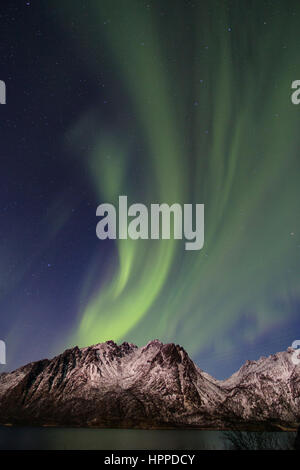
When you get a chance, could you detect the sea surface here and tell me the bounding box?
[0,426,296,450]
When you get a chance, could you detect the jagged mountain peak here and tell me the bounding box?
[223,348,299,388]
[0,341,299,430]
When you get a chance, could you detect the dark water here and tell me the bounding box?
[0,426,296,450]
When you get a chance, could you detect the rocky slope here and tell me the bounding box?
[0,340,299,430]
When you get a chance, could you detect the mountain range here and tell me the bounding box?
[0,340,299,430]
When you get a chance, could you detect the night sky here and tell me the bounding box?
[0,0,300,380]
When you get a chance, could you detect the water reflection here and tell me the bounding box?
[0,426,295,450]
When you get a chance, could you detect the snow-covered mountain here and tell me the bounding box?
[220,348,300,428]
[0,340,299,430]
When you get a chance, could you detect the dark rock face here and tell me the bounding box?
[0,340,299,430]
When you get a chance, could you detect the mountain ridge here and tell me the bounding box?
[0,340,299,430]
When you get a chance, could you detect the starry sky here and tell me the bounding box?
[0,0,300,380]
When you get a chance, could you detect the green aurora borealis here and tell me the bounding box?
[58,0,300,358]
